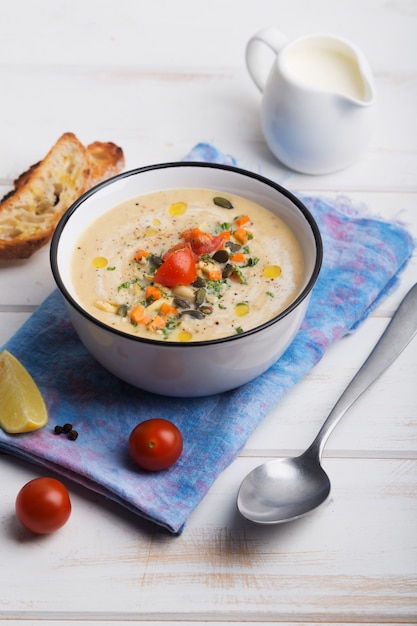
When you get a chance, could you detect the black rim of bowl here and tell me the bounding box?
[50,161,323,348]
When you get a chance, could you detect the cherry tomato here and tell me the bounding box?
[154,245,197,287]
[162,241,198,263]
[15,477,71,534]
[128,418,183,471]
[181,227,226,256]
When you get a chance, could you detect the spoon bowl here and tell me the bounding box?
[237,450,330,524]
[237,283,417,525]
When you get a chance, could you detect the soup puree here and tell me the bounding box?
[71,188,304,342]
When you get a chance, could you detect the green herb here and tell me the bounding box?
[107,266,116,271]
[216,222,232,232]
[161,317,181,338]
[117,278,139,292]
[235,326,244,334]
[266,291,274,298]
[206,279,227,295]
[243,257,259,267]
[232,266,246,284]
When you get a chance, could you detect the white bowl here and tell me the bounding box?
[50,162,322,396]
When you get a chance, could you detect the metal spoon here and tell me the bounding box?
[237,283,417,524]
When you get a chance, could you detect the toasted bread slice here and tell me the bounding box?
[0,132,124,260]
[86,141,125,187]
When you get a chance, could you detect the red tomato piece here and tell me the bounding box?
[15,477,71,534]
[161,241,198,262]
[128,418,183,471]
[154,245,197,287]
[181,228,226,256]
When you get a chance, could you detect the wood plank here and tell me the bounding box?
[0,454,415,621]
[1,0,416,76]
[0,66,416,191]
[246,316,417,456]
[0,2,416,623]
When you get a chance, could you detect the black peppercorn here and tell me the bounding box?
[62,423,73,434]
[67,429,78,441]
[54,425,63,435]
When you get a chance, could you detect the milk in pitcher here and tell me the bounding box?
[283,41,367,100]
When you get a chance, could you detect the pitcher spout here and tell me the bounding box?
[344,48,376,106]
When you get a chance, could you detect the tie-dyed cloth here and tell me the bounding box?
[0,144,414,533]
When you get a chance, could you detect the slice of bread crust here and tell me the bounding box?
[0,132,125,260]
[86,141,125,187]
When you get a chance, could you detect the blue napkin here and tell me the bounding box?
[0,144,414,533]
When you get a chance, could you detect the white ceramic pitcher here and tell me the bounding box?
[245,28,376,174]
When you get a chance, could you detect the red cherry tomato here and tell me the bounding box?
[128,418,183,471]
[15,477,71,534]
[162,241,198,263]
[181,227,226,256]
[154,244,197,287]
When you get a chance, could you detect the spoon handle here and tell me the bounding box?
[311,283,417,458]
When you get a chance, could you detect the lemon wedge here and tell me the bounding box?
[0,350,48,433]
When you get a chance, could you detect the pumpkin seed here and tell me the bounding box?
[195,287,206,306]
[192,276,206,288]
[149,254,163,268]
[213,196,233,209]
[198,305,213,315]
[180,309,205,320]
[173,296,191,309]
[212,249,229,264]
[225,241,241,253]
[222,263,234,278]
[117,304,129,317]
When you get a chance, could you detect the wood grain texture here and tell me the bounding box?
[0,454,416,621]
[0,1,416,624]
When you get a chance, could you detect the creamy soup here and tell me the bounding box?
[72,188,304,342]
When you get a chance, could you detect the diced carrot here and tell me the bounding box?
[207,267,222,281]
[235,215,250,228]
[137,315,152,326]
[159,302,179,316]
[145,285,162,302]
[148,315,166,332]
[130,304,145,324]
[133,249,150,261]
[233,227,248,245]
[230,252,246,263]
[219,230,231,242]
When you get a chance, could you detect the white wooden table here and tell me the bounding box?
[1,1,416,624]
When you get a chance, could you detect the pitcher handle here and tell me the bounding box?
[245,28,289,92]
